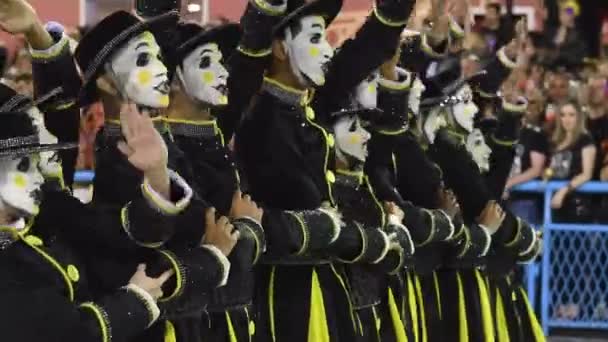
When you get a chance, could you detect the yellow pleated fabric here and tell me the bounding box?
[388,287,409,342]
[495,289,510,342]
[165,321,177,342]
[519,288,546,342]
[474,270,495,342]
[433,272,442,320]
[225,311,238,342]
[407,275,420,342]
[269,267,277,342]
[414,276,428,342]
[308,269,330,342]
[456,273,469,342]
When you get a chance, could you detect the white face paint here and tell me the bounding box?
[0,155,44,217]
[283,16,333,87]
[354,71,379,109]
[334,115,372,163]
[179,43,229,106]
[466,129,492,173]
[106,31,170,108]
[27,107,62,179]
[408,78,426,115]
[451,84,478,133]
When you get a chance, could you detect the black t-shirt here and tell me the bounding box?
[549,133,594,180]
[586,114,608,178]
[510,124,549,178]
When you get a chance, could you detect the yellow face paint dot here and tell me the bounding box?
[137,70,152,86]
[139,31,155,43]
[367,84,376,93]
[202,71,215,84]
[309,46,320,57]
[218,95,228,105]
[349,134,361,144]
[13,174,27,188]
[159,95,170,107]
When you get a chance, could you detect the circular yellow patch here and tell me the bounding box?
[218,95,228,105]
[367,84,376,93]
[349,134,361,144]
[305,107,315,120]
[326,170,335,183]
[137,70,153,86]
[67,265,80,282]
[202,71,215,84]
[326,134,335,147]
[159,95,170,107]
[13,174,27,188]
[249,321,256,336]
[24,235,43,247]
[309,46,320,57]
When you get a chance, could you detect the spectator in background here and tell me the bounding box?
[583,76,608,178]
[543,0,588,69]
[544,71,572,131]
[548,102,596,223]
[505,88,549,224]
[474,1,514,54]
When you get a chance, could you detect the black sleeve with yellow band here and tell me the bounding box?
[147,245,230,316]
[30,24,82,188]
[517,234,542,264]
[261,207,341,258]
[333,222,391,265]
[219,0,286,140]
[453,224,492,259]
[231,217,266,266]
[375,68,413,133]
[123,170,193,247]
[501,216,537,258]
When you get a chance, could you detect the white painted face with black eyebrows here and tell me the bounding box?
[466,129,492,172]
[0,154,44,217]
[334,115,372,163]
[283,16,333,87]
[106,31,170,108]
[178,42,229,106]
[354,71,379,109]
[450,84,478,133]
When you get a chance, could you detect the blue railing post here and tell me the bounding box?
[541,187,553,336]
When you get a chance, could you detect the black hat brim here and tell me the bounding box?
[177,24,242,64]
[0,142,78,158]
[78,11,179,105]
[273,0,343,37]
[420,70,487,109]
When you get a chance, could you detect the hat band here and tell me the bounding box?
[0,135,39,150]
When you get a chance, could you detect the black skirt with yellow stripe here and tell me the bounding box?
[253,263,357,342]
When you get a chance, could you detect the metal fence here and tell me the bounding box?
[513,181,608,335]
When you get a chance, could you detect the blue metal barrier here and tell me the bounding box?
[512,181,608,335]
[74,170,95,184]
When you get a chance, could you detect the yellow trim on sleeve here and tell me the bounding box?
[252,0,286,16]
[373,6,408,27]
[237,45,272,58]
[504,217,522,248]
[79,302,110,342]
[30,36,70,60]
[157,250,184,302]
[288,212,309,256]
[418,209,436,246]
[377,127,408,136]
[492,135,518,147]
[120,204,165,248]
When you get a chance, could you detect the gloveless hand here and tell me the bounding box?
[0,0,38,35]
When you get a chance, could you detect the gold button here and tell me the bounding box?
[327,134,335,147]
[249,321,256,336]
[305,107,315,120]
[67,265,80,282]
[326,170,335,183]
[24,235,43,247]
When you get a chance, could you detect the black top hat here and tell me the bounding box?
[273,0,343,37]
[75,10,179,105]
[173,22,241,67]
[0,111,77,158]
[420,56,486,108]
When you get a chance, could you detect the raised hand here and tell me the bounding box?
[476,200,506,235]
[202,208,240,257]
[117,103,168,173]
[129,264,175,300]
[384,201,405,222]
[229,190,264,223]
[0,0,37,34]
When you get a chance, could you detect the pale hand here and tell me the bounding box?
[439,189,460,219]
[550,188,568,209]
[0,0,38,34]
[229,190,264,223]
[129,264,175,300]
[202,208,240,257]
[477,201,506,234]
[117,103,168,174]
[384,201,405,222]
